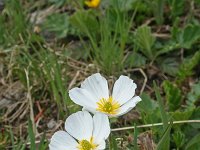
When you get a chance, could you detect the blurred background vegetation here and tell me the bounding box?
[0,0,200,149]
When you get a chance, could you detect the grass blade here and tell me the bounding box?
[153,81,170,150]
[153,81,168,128]
[157,121,173,150]
[9,127,15,150]
[38,133,48,150]
[109,133,118,150]
[28,119,36,150]
[133,124,138,150]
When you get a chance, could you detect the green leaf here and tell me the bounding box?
[125,52,147,68]
[190,107,200,129]
[156,42,180,57]
[69,10,99,38]
[172,109,193,121]
[145,0,165,25]
[137,93,158,113]
[38,133,48,150]
[157,121,173,150]
[182,25,200,48]
[133,124,138,150]
[159,57,179,76]
[154,0,165,25]
[134,25,155,60]
[142,108,162,125]
[28,119,36,150]
[43,13,70,38]
[186,80,200,108]
[110,0,137,11]
[109,133,118,150]
[154,81,170,150]
[48,0,66,6]
[172,130,185,149]
[168,0,185,19]
[177,51,200,82]
[185,133,200,150]
[154,82,168,128]
[163,80,182,111]
[175,24,200,49]
[9,128,15,150]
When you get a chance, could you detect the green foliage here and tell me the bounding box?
[159,57,179,76]
[154,82,170,150]
[134,25,155,60]
[173,24,200,49]
[70,8,132,75]
[163,80,182,111]
[14,41,72,116]
[109,0,137,11]
[172,109,193,121]
[0,129,9,149]
[157,121,173,150]
[109,134,118,150]
[145,0,165,24]
[155,42,180,57]
[28,119,36,150]
[138,93,158,113]
[133,124,138,150]
[185,134,200,150]
[38,133,48,150]
[186,81,200,108]
[42,13,71,38]
[48,0,66,6]
[154,82,169,127]
[172,130,185,149]
[0,0,28,46]
[70,10,99,39]
[177,51,200,82]
[28,119,48,150]
[190,107,200,129]
[1,0,200,149]
[9,128,26,150]
[167,0,185,19]
[125,52,147,68]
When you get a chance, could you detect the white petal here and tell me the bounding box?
[116,96,141,117]
[81,73,109,100]
[82,107,98,114]
[112,75,137,105]
[69,88,97,109]
[65,111,93,141]
[93,113,110,144]
[49,131,78,150]
[96,140,106,149]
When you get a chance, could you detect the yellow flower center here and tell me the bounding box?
[85,0,100,8]
[96,97,120,115]
[78,137,98,150]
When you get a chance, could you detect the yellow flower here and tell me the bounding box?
[85,0,100,8]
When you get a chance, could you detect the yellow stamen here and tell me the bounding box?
[96,97,120,115]
[85,0,100,8]
[78,137,98,150]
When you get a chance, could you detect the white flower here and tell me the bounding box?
[69,73,141,117]
[49,111,110,150]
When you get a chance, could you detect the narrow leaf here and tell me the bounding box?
[153,81,170,150]
[28,119,36,150]
[185,133,200,150]
[133,124,138,150]
[157,121,173,150]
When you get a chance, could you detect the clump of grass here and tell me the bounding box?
[70,1,135,75]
